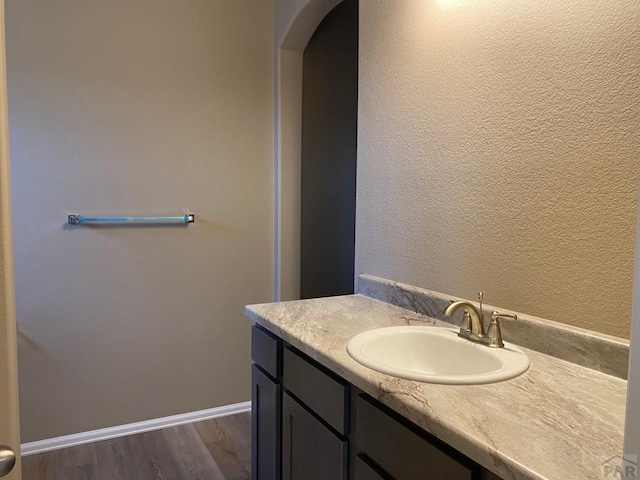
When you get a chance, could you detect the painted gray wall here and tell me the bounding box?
[625,194,640,457]
[0,1,22,476]
[6,0,274,442]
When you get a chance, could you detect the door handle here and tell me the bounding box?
[0,445,16,477]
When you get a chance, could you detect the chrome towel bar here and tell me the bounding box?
[67,214,195,225]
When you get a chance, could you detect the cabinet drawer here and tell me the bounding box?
[283,346,349,435]
[354,455,388,480]
[283,393,347,480]
[355,395,477,480]
[252,325,282,379]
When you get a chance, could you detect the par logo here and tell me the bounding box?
[602,454,638,479]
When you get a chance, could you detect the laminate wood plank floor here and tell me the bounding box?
[22,412,251,480]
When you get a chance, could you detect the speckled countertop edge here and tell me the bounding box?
[245,294,627,480]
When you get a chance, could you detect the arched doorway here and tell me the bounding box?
[300,0,358,298]
[274,0,358,301]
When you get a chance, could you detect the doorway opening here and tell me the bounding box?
[299,0,358,299]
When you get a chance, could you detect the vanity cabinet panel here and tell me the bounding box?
[353,455,389,480]
[251,324,283,480]
[355,394,478,480]
[251,365,282,480]
[282,393,348,480]
[250,325,495,480]
[252,325,282,380]
[283,346,350,435]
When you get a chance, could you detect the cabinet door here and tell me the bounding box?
[354,455,389,480]
[355,395,476,480]
[282,393,347,480]
[252,365,281,480]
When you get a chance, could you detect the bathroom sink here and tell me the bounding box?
[347,326,529,385]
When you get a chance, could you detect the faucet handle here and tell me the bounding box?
[486,311,518,348]
[491,311,517,322]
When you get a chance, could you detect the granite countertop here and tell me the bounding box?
[245,284,628,480]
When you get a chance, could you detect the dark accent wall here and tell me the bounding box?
[300,0,358,299]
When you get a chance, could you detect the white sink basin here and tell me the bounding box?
[347,326,530,385]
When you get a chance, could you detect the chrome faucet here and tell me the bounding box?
[444,292,517,348]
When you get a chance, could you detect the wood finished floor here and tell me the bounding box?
[22,413,251,480]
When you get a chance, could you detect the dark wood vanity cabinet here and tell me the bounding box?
[252,365,281,480]
[354,394,477,480]
[251,325,348,480]
[251,326,283,480]
[283,392,348,480]
[251,325,491,480]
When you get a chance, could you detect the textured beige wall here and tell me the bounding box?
[0,0,22,476]
[357,0,639,338]
[6,0,273,442]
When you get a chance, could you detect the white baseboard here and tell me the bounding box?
[21,400,252,456]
